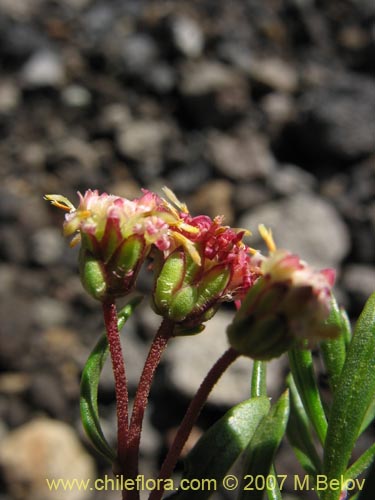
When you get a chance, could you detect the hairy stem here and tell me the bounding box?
[126,318,175,499]
[150,347,239,500]
[102,301,129,471]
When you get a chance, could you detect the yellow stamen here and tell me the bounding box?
[69,234,81,247]
[178,222,200,234]
[44,194,75,212]
[162,186,189,213]
[233,227,252,237]
[173,232,201,266]
[259,224,277,253]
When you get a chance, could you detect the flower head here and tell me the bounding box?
[45,189,186,300]
[152,191,259,334]
[227,225,339,359]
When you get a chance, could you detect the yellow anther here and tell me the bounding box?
[44,194,75,212]
[173,232,201,266]
[259,224,277,253]
[162,186,189,213]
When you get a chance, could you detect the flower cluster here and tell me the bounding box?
[46,189,337,352]
[45,189,181,299]
[151,191,261,333]
[227,226,339,359]
[45,189,256,310]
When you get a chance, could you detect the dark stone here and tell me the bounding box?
[276,74,375,167]
[27,373,69,419]
[166,162,212,194]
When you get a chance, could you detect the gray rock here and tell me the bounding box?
[0,0,43,19]
[145,63,176,94]
[207,130,276,181]
[1,22,46,62]
[121,34,159,77]
[32,298,71,329]
[21,50,66,88]
[234,183,273,213]
[178,61,249,127]
[295,75,375,161]
[239,193,350,269]
[167,162,212,195]
[190,179,235,225]
[116,120,172,162]
[342,264,375,304]
[0,418,96,500]
[82,3,115,42]
[61,0,91,9]
[260,92,296,134]
[61,85,92,108]
[0,296,34,370]
[180,60,245,96]
[28,373,69,418]
[0,265,17,296]
[55,136,100,172]
[268,164,317,195]
[30,227,64,265]
[0,80,20,113]
[171,15,204,57]
[247,57,299,93]
[164,310,286,406]
[0,226,27,263]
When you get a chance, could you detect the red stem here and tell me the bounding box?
[126,318,175,499]
[102,301,129,471]
[149,347,239,500]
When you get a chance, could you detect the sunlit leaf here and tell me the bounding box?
[174,397,270,500]
[323,293,375,500]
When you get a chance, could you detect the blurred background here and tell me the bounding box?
[0,0,374,499]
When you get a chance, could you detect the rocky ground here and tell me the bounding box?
[0,0,374,499]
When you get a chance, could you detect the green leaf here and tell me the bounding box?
[80,297,142,462]
[174,396,270,500]
[251,360,267,398]
[238,391,290,500]
[288,348,327,444]
[320,296,347,394]
[357,455,375,500]
[286,374,322,475]
[339,306,352,347]
[344,443,375,483]
[266,465,282,500]
[323,292,375,500]
[359,396,375,436]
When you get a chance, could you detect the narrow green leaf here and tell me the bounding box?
[323,293,375,500]
[174,397,270,500]
[288,348,327,444]
[344,443,375,483]
[266,465,282,500]
[340,307,352,348]
[238,391,290,500]
[287,374,322,475]
[357,456,375,500]
[251,360,267,398]
[359,397,375,436]
[80,297,142,462]
[320,296,347,393]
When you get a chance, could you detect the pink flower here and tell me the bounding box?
[227,226,339,359]
[44,189,185,300]
[151,191,259,333]
[177,212,259,300]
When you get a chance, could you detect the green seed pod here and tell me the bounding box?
[79,249,107,301]
[153,248,231,333]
